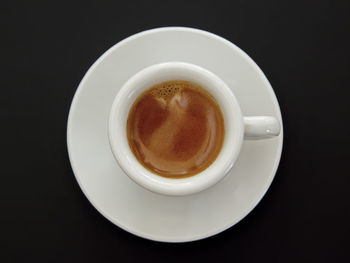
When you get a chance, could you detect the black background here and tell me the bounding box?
[1,0,349,262]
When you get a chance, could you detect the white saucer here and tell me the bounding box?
[67,27,283,242]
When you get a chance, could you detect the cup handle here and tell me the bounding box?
[243,116,281,139]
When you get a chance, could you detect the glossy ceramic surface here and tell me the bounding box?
[67,27,283,242]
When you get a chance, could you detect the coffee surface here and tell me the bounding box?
[127,80,225,178]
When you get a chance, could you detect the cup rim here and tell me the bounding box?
[108,62,244,196]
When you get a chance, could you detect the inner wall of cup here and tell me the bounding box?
[113,64,241,182]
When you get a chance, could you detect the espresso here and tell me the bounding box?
[127,80,225,178]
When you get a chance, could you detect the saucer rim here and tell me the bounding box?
[67,27,283,243]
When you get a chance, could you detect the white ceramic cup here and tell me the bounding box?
[108,62,280,196]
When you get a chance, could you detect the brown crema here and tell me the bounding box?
[127,80,225,178]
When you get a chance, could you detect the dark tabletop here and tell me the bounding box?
[1,0,349,262]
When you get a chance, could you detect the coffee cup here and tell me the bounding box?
[108,62,280,196]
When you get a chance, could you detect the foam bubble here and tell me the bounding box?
[150,81,187,100]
